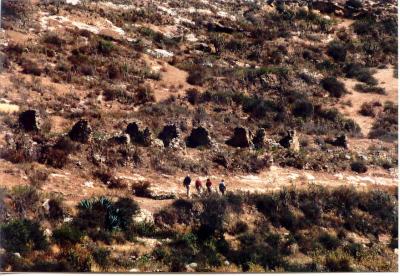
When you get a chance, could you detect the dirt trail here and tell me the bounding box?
[1,158,396,215]
[338,67,398,136]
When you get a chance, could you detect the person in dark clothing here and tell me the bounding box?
[183,175,191,197]
[219,179,226,195]
[206,178,212,194]
[195,178,203,195]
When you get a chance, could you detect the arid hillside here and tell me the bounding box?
[0,0,398,272]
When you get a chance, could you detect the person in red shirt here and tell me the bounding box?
[206,178,212,194]
[195,178,203,195]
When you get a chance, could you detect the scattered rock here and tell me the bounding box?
[126,122,153,146]
[186,126,212,148]
[158,124,181,147]
[288,243,299,254]
[279,129,300,152]
[63,217,73,223]
[44,228,52,237]
[42,199,50,214]
[260,73,280,89]
[146,48,174,58]
[13,253,21,258]
[185,262,198,271]
[19,110,41,132]
[68,119,92,143]
[133,209,154,224]
[226,126,253,148]
[129,268,140,273]
[152,138,165,148]
[84,181,94,188]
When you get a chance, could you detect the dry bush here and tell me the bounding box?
[94,169,127,189]
[26,167,49,189]
[131,181,152,197]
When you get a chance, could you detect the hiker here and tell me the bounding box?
[195,178,203,195]
[219,179,226,195]
[183,175,191,198]
[206,178,212,193]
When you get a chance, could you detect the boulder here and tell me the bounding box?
[253,128,267,149]
[158,124,181,147]
[126,122,152,146]
[68,119,92,143]
[19,110,41,132]
[226,127,253,148]
[332,134,348,149]
[279,129,300,152]
[186,126,212,148]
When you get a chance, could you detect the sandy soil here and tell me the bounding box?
[143,54,196,102]
[338,67,398,136]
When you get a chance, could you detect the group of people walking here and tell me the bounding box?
[183,175,226,198]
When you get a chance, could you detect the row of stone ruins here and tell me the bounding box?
[18,109,348,151]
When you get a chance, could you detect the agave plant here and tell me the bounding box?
[106,213,120,231]
[98,196,112,210]
[79,199,92,209]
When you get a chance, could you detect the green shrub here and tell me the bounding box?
[135,85,155,105]
[325,252,353,272]
[351,161,368,173]
[368,102,398,141]
[292,99,314,118]
[359,102,376,117]
[11,185,40,215]
[61,246,92,272]
[48,196,65,220]
[327,41,347,62]
[103,87,134,104]
[344,63,377,85]
[53,224,83,246]
[186,88,201,105]
[97,39,114,55]
[187,66,209,86]
[345,243,365,259]
[354,84,385,94]
[230,221,249,235]
[92,247,111,270]
[319,233,341,250]
[74,196,139,234]
[353,18,376,36]
[321,77,346,98]
[43,33,65,47]
[131,181,152,197]
[131,221,156,237]
[0,219,47,254]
